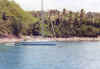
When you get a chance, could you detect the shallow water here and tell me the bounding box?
[0,41,100,69]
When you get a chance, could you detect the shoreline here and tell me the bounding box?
[0,36,100,44]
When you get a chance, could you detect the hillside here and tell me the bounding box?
[0,0,39,37]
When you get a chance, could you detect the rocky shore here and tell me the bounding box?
[0,36,100,44]
[55,37,100,41]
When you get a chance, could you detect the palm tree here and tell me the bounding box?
[63,8,66,15]
[87,12,94,24]
[68,11,73,24]
[80,9,85,23]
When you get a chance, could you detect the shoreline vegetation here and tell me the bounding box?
[1,0,100,43]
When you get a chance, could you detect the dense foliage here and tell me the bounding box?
[0,0,38,37]
[30,9,100,37]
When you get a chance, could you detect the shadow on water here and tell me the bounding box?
[0,44,10,52]
[0,44,26,69]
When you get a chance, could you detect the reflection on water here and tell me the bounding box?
[0,41,100,69]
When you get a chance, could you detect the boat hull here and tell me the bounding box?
[15,41,56,46]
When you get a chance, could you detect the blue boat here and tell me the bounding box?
[15,41,56,46]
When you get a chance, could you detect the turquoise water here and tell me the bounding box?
[0,41,100,69]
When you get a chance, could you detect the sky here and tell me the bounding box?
[14,0,100,12]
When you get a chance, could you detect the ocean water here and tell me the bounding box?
[0,41,100,69]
